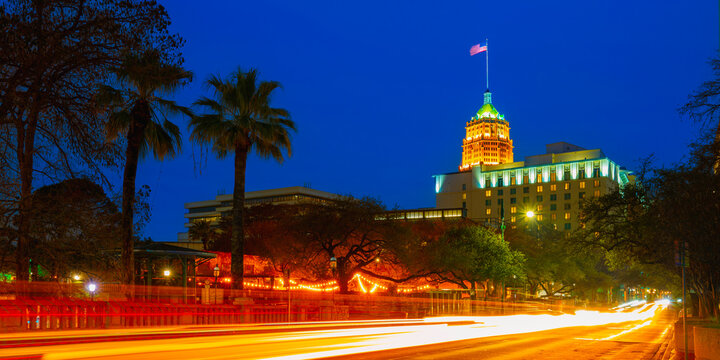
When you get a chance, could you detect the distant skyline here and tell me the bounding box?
[126,1,717,242]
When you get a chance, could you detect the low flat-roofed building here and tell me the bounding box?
[435,142,633,232]
[176,186,342,248]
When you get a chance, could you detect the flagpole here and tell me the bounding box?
[485,38,489,91]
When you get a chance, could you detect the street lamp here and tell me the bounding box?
[213,265,220,304]
[87,282,97,301]
[526,210,535,218]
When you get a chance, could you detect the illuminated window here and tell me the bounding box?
[537,174,542,183]
[550,184,557,191]
[551,213,557,220]
[580,182,586,189]
[510,216,516,223]
[510,206,517,214]
[551,173,556,181]
[594,180,600,187]
[485,190,491,197]
[594,190,600,198]
[462,193,467,200]
[564,212,571,220]
[537,214,544,221]
[553,223,558,230]
[486,208,492,215]
[564,183,570,190]
[579,192,585,199]
[537,204,543,211]
[537,185,543,193]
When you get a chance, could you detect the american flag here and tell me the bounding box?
[470,44,487,56]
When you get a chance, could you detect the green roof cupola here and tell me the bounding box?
[474,90,504,120]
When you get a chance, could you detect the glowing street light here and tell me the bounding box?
[87,282,97,301]
[163,269,171,277]
[72,274,81,281]
[526,210,535,218]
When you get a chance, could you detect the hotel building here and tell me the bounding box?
[435,91,632,232]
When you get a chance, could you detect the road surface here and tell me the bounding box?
[0,303,674,360]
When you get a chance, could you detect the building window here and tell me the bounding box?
[553,223,558,230]
[564,183,570,190]
[551,173,556,181]
[523,197,529,203]
[550,184,557,191]
[537,174,542,183]
[510,206,517,214]
[579,192,585,199]
[485,199,491,206]
[462,202,466,208]
[537,185,543,193]
[550,194,557,201]
[536,195,542,202]
[485,190,491,197]
[594,190,600,198]
[523,187,529,193]
[462,184,467,190]
[511,177,516,185]
[564,193,571,200]
[510,216,516,223]
[498,189,503,196]
[564,203,571,210]
[537,204,543,211]
[486,208,492,215]
[564,223,571,230]
[510,188,516,195]
[564,212,571,220]
[580,182,586,189]
[550,204,557,211]
[510,197,517,204]
[497,199,503,205]
[594,180,600,187]
[551,213,557,220]
[462,193,467,200]
[537,214,544,221]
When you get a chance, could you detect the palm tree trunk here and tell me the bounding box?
[120,101,150,286]
[231,144,249,290]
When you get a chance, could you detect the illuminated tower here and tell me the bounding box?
[459,91,513,171]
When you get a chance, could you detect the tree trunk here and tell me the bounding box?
[120,101,150,286]
[231,145,249,290]
[15,107,39,290]
[337,258,350,294]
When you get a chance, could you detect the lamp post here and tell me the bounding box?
[87,282,97,301]
[213,265,220,305]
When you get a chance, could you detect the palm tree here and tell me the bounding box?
[189,220,214,250]
[190,68,295,290]
[99,50,192,285]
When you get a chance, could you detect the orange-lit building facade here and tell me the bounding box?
[460,91,513,171]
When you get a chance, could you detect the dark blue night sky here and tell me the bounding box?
[134,0,717,242]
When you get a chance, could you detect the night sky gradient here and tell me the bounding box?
[131,1,718,242]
